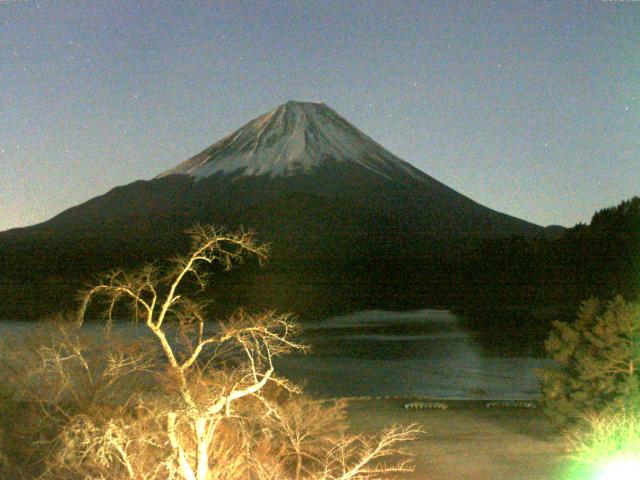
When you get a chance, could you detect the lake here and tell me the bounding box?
[0,309,554,400]
[275,309,554,399]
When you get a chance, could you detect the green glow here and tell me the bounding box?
[560,407,640,480]
[595,458,640,480]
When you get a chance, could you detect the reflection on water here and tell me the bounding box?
[275,309,554,399]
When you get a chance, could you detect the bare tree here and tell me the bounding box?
[0,312,162,479]
[2,225,420,479]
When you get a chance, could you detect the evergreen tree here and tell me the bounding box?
[537,296,640,427]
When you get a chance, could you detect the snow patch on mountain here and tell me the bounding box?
[158,101,424,181]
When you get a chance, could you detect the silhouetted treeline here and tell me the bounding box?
[1,197,638,346]
[455,197,640,354]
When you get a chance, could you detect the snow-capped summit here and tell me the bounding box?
[158,101,419,180]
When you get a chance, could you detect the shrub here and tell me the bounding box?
[536,296,640,427]
[562,406,640,479]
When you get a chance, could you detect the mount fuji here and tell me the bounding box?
[158,101,427,180]
[0,101,550,319]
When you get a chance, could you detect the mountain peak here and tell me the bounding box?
[284,99,324,107]
[157,101,420,180]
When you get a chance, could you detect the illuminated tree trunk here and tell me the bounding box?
[196,417,210,480]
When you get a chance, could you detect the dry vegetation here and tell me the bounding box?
[0,226,419,479]
[346,399,565,480]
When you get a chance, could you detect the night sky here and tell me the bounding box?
[2,0,638,231]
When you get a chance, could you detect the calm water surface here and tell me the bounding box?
[275,309,554,399]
